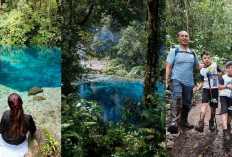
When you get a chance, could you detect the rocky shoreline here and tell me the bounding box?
[83,58,107,70]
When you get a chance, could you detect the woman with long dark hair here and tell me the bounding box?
[0,93,36,156]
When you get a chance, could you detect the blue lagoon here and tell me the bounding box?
[0,45,61,141]
[78,75,144,121]
[0,45,61,91]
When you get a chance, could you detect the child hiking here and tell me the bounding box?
[194,50,222,132]
[218,61,232,145]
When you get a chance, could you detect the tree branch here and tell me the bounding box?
[78,3,94,26]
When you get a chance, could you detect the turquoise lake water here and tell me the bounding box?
[0,45,61,92]
[78,75,165,121]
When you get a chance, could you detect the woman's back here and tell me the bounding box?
[1,110,36,145]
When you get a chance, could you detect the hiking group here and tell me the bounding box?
[166,30,232,145]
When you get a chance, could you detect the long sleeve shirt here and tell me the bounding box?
[0,110,36,145]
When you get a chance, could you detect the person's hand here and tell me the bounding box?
[195,64,204,71]
[166,82,169,89]
[227,84,232,89]
[200,64,204,69]
[193,87,199,91]
[215,72,222,77]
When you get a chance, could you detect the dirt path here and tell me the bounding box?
[166,94,232,157]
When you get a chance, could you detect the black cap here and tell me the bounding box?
[226,61,232,68]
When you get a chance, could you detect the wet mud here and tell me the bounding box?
[166,94,232,157]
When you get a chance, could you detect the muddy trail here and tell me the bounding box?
[166,93,232,157]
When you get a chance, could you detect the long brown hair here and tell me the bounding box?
[8,93,25,138]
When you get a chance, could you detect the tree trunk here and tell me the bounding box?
[143,0,165,107]
[179,0,186,30]
[47,0,50,16]
[56,0,61,15]
[184,0,189,33]
[61,0,84,95]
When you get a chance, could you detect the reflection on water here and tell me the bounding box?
[0,45,61,91]
[78,76,144,121]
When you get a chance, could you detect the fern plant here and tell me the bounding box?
[41,128,60,157]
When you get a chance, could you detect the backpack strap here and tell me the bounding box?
[189,48,196,58]
[174,45,196,58]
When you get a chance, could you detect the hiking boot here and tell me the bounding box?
[167,121,178,134]
[223,129,230,146]
[209,118,215,131]
[195,120,204,132]
[180,106,194,129]
[168,97,181,134]
[227,124,231,132]
[180,120,194,129]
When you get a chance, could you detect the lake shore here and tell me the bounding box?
[0,85,61,142]
[84,58,107,70]
[82,58,145,79]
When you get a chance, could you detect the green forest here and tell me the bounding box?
[166,0,232,156]
[0,0,61,156]
[0,0,61,45]
[166,0,232,109]
[167,0,232,61]
[61,0,232,156]
[1,0,232,156]
[61,0,166,156]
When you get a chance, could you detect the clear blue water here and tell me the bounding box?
[78,76,165,121]
[0,45,61,92]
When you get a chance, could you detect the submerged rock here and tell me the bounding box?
[33,96,46,101]
[28,87,43,95]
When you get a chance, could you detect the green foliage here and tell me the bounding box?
[41,128,60,157]
[61,1,166,156]
[0,0,60,45]
[62,93,107,156]
[0,4,32,44]
[211,55,227,73]
[62,92,166,157]
[30,13,61,45]
[101,21,147,78]
[61,0,146,95]
[166,0,232,106]
[104,59,146,78]
[166,0,232,59]
[112,20,147,66]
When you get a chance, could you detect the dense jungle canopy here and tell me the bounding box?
[166,0,232,60]
[61,0,166,156]
[61,0,166,101]
[0,0,61,45]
